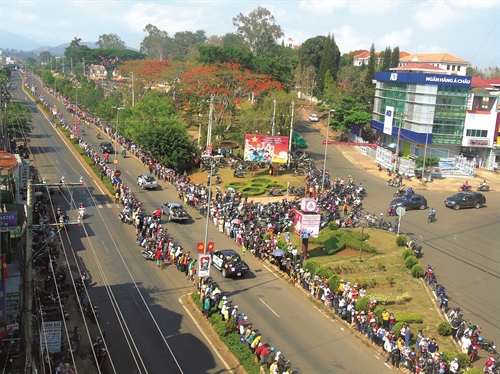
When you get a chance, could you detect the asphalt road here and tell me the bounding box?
[296,120,500,346]
[17,73,391,373]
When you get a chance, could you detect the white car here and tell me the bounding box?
[309,114,319,122]
[137,174,158,190]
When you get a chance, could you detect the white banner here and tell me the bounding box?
[198,254,211,278]
[41,321,62,353]
[383,106,394,136]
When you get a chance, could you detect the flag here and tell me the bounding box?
[207,242,215,253]
[197,242,204,253]
[1,254,8,280]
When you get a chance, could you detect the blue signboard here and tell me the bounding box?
[376,72,472,87]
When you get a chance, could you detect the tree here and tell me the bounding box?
[170,30,206,61]
[381,46,391,72]
[364,43,376,88]
[140,24,171,61]
[64,37,92,74]
[391,46,400,68]
[221,33,245,49]
[331,96,372,132]
[90,49,143,79]
[232,6,284,56]
[96,33,126,49]
[5,103,32,138]
[317,34,341,94]
[39,51,52,64]
[298,36,327,71]
[206,35,223,46]
[118,59,171,97]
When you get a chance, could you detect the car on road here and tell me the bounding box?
[309,113,319,122]
[292,131,308,148]
[212,249,249,278]
[137,174,158,190]
[444,192,486,210]
[99,142,114,154]
[161,202,189,221]
[391,194,428,210]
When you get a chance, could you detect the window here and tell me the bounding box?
[447,65,450,70]
[466,129,488,137]
[452,65,456,71]
[457,66,461,71]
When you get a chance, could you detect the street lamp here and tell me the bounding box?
[422,110,434,183]
[112,107,125,170]
[322,109,335,190]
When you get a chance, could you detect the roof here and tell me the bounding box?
[166,202,182,207]
[393,63,446,73]
[0,152,18,172]
[399,53,468,64]
[217,249,239,255]
[485,78,500,86]
[471,76,495,89]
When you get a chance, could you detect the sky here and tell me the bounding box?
[1,0,499,69]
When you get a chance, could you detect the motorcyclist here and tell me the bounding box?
[82,127,85,135]
[463,180,470,190]
[121,149,126,157]
[96,130,101,138]
[484,356,497,373]
[429,207,436,218]
[480,179,487,187]
[103,153,109,163]
[78,202,85,209]
[406,186,414,195]
[153,207,162,221]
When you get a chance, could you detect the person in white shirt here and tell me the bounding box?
[461,335,471,353]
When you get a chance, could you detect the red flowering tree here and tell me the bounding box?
[179,62,282,129]
[118,59,172,98]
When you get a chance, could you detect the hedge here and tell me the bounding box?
[411,264,425,278]
[191,293,260,374]
[396,235,407,247]
[303,260,320,275]
[394,312,423,324]
[402,249,414,260]
[315,266,333,280]
[404,255,418,269]
[328,275,341,293]
[438,321,452,336]
[355,296,370,312]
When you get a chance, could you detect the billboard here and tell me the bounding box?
[0,212,17,232]
[244,134,289,164]
[376,72,472,87]
[383,106,394,136]
[198,254,211,278]
[293,211,321,238]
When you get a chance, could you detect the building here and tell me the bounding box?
[398,53,469,76]
[370,66,500,170]
[353,50,409,66]
[88,64,106,79]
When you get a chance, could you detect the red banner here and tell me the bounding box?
[197,242,204,253]
[207,242,215,253]
[244,134,289,164]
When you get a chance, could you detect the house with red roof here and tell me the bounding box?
[398,53,469,76]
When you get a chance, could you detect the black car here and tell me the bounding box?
[391,194,428,210]
[99,142,114,154]
[444,192,486,210]
[211,249,249,278]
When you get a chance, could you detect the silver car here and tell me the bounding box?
[137,174,158,190]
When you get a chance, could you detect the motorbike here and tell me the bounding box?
[448,307,461,324]
[477,181,490,191]
[268,188,283,197]
[233,170,245,178]
[386,179,401,187]
[478,337,497,354]
[387,207,396,216]
[78,207,85,220]
[92,331,107,368]
[141,249,155,261]
[406,239,422,258]
[119,210,132,224]
[393,186,405,197]
[468,343,479,363]
[377,163,382,172]
[121,149,126,158]
[458,184,471,192]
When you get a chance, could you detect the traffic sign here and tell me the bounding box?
[113,159,119,164]
[322,140,334,145]
[396,207,406,216]
[114,170,121,177]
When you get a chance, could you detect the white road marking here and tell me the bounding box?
[97,205,103,209]
[340,327,344,330]
[384,363,392,369]
[95,181,105,195]
[126,170,131,175]
[259,298,280,317]
[56,159,59,164]
[262,264,280,279]
[179,295,234,374]
[106,203,112,208]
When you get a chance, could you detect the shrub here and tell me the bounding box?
[303,260,320,275]
[456,353,472,370]
[328,275,341,293]
[263,233,271,241]
[392,321,405,337]
[396,235,407,247]
[370,294,395,305]
[394,312,423,324]
[225,316,237,335]
[328,221,338,231]
[315,266,333,280]
[411,264,425,278]
[404,255,418,269]
[402,249,414,260]
[355,296,370,312]
[395,293,412,304]
[463,368,482,374]
[373,305,386,321]
[276,239,287,249]
[386,276,395,287]
[437,322,452,336]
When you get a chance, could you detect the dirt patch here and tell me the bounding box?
[182,294,248,374]
[336,249,360,257]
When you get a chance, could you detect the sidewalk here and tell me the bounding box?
[302,108,499,192]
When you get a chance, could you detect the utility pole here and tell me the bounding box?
[206,95,214,152]
[395,113,403,173]
[288,100,294,168]
[24,180,33,372]
[271,98,276,136]
[82,58,85,76]
[131,72,135,107]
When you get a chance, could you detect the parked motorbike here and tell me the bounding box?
[267,188,283,197]
[119,210,132,224]
[141,249,155,261]
[478,337,497,354]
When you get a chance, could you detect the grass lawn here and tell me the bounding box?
[291,227,458,354]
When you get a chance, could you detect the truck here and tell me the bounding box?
[161,202,189,222]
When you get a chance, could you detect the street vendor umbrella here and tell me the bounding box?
[231,218,242,225]
[271,248,286,257]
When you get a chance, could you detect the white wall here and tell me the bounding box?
[462,109,497,147]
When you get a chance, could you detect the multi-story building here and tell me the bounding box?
[398,53,469,76]
[370,66,500,170]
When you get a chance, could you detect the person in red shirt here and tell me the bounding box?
[257,344,270,363]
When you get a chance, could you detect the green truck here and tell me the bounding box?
[292,131,307,148]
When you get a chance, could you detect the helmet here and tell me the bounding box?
[478,336,484,342]
[270,347,275,352]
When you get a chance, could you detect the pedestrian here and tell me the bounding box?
[405,325,411,347]
[71,326,81,352]
[378,213,384,229]
[382,309,390,329]
[343,203,348,216]
[203,296,210,319]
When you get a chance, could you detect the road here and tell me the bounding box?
[17,73,391,373]
[296,119,500,346]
